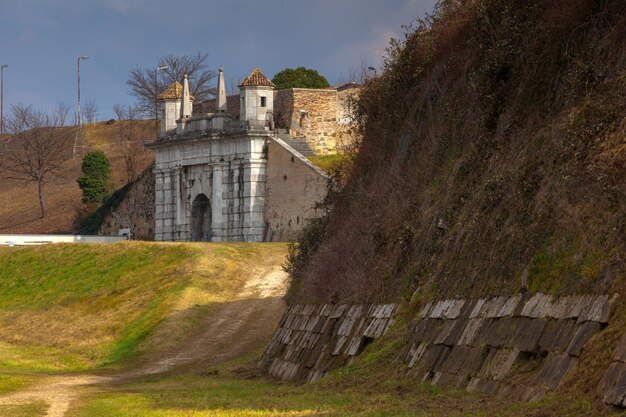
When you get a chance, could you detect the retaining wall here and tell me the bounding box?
[398,293,615,402]
[261,294,625,407]
[259,303,397,382]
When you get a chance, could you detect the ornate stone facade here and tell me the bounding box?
[149,68,327,242]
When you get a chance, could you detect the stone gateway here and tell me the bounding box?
[148,67,328,242]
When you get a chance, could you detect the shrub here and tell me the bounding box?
[77,150,113,203]
[272,67,330,89]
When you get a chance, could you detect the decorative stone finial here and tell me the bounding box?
[217,66,227,113]
[180,73,192,118]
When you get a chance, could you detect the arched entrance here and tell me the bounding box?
[190,194,211,242]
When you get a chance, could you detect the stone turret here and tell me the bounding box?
[217,66,227,113]
[158,81,182,138]
[180,74,192,119]
[239,67,275,130]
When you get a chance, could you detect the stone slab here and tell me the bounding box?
[495,295,522,318]
[510,317,547,352]
[457,318,487,346]
[520,293,553,318]
[538,319,578,353]
[566,321,601,357]
[613,333,626,363]
[537,354,578,389]
[579,295,611,323]
[599,361,626,406]
[434,319,468,346]
[480,349,520,380]
[440,345,489,376]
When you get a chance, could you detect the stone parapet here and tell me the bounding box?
[259,303,397,383]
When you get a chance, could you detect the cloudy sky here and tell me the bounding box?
[0,0,437,120]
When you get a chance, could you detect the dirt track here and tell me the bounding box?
[0,266,288,417]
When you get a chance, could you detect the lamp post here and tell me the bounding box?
[77,56,90,125]
[1,64,7,135]
[155,65,168,134]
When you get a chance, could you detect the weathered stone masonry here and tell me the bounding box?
[262,293,626,407]
[150,67,328,242]
[600,332,626,407]
[399,293,614,402]
[259,304,397,383]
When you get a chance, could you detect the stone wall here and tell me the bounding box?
[100,166,155,240]
[261,292,622,406]
[274,89,340,155]
[259,303,397,383]
[196,87,360,156]
[398,293,615,402]
[599,332,626,407]
[152,133,268,242]
[264,137,328,242]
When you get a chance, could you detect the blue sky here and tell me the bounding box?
[0,0,437,121]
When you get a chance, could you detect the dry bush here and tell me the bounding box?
[286,0,626,304]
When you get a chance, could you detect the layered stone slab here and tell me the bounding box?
[599,332,626,407]
[259,303,397,382]
[399,293,615,401]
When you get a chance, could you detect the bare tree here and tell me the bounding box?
[1,103,74,217]
[82,100,99,124]
[112,103,151,182]
[337,62,369,85]
[127,52,216,118]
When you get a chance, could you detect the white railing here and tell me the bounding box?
[0,234,128,246]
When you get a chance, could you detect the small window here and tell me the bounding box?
[260,96,266,107]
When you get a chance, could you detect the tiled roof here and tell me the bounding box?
[159,81,183,100]
[239,68,275,88]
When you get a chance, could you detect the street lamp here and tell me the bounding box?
[155,65,168,133]
[77,56,90,125]
[1,64,7,135]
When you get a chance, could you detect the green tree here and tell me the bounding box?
[271,67,330,89]
[77,151,113,203]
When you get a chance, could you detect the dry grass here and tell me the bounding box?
[289,0,626,303]
[0,120,154,234]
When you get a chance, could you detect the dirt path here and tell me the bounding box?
[0,266,288,417]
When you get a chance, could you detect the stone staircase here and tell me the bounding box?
[276,133,315,157]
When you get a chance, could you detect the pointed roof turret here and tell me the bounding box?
[239,67,275,88]
[159,81,183,100]
[216,66,227,113]
[180,74,192,118]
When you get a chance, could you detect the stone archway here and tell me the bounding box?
[191,193,211,242]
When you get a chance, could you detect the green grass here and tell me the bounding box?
[65,326,624,417]
[0,374,37,395]
[0,242,287,372]
[0,401,48,417]
[307,154,344,174]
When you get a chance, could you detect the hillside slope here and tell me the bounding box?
[288,0,626,304]
[0,121,154,234]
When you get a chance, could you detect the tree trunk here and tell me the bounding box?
[37,180,46,218]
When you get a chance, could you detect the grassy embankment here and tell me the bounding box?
[0,242,286,393]
[0,242,621,416]
[66,314,623,417]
